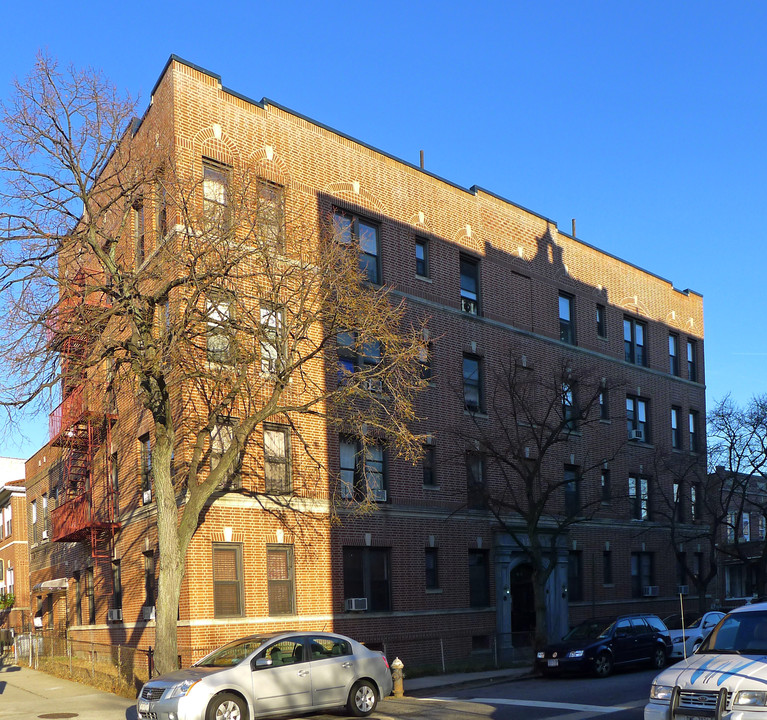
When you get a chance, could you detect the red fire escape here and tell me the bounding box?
[48,283,119,560]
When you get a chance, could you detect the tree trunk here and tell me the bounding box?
[152,436,185,675]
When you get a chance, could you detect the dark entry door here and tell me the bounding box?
[510,563,535,645]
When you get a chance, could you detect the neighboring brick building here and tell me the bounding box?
[25,56,707,666]
[0,457,28,634]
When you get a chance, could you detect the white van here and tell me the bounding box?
[646,602,767,720]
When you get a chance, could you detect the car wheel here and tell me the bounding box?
[594,652,613,678]
[207,693,247,720]
[347,679,378,717]
[650,646,666,670]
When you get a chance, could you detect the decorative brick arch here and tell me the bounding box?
[407,210,435,234]
[194,124,240,166]
[454,224,484,254]
[618,296,651,317]
[248,146,291,187]
[323,181,386,216]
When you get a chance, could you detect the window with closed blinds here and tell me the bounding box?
[213,543,243,617]
[267,545,295,616]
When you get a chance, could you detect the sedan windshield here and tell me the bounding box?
[699,610,767,654]
[563,620,611,642]
[194,637,268,667]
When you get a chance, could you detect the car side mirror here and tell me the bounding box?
[252,657,273,671]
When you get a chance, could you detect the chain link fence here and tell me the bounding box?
[12,632,152,697]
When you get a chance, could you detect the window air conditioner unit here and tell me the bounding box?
[363,378,384,394]
[677,585,689,595]
[345,597,368,612]
[142,489,153,505]
[142,605,156,620]
[461,298,478,315]
[42,530,48,540]
[642,585,659,597]
[108,609,123,622]
[371,488,387,503]
[630,429,645,442]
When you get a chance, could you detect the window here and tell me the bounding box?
[422,445,436,486]
[741,514,751,542]
[624,317,647,366]
[264,425,291,494]
[333,209,381,284]
[418,340,432,382]
[673,481,684,522]
[260,305,284,374]
[726,512,737,543]
[133,199,145,267]
[212,543,243,617]
[559,293,576,345]
[203,159,230,227]
[110,451,119,516]
[758,515,766,541]
[211,418,240,489]
[568,551,583,602]
[144,550,155,608]
[460,255,480,315]
[691,483,701,522]
[599,387,609,421]
[257,179,284,248]
[415,238,429,277]
[337,331,382,386]
[626,395,650,442]
[267,545,295,616]
[343,546,391,612]
[466,452,486,509]
[603,550,613,585]
[339,438,386,502]
[74,571,82,625]
[562,381,577,431]
[425,547,439,590]
[42,493,48,541]
[4,506,10,538]
[86,566,95,624]
[596,304,607,338]
[112,560,122,611]
[629,476,649,520]
[631,551,654,598]
[669,334,679,376]
[0,559,3,590]
[468,550,490,607]
[601,469,611,503]
[687,340,698,382]
[31,499,37,543]
[689,410,699,453]
[155,179,168,239]
[564,465,580,516]
[463,354,483,412]
[139,433,152,504]
[671,407,681,449]
[207,292,235,365]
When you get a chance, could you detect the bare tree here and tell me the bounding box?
[0,55,426,672]
[709,395,767,600]
[450,356,625,649]
[646,448,717,615]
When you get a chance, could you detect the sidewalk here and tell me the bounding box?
[0,658,531,720]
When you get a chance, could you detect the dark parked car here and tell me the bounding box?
[535,614,672,678]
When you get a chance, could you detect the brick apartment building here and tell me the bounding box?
[0,457,28,634]
[24,56,707,667]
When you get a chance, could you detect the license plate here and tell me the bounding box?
[138,701,150,714]
[547,659,559,667]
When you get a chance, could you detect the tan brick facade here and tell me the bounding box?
[24,56,706,667]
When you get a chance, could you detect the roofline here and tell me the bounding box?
[149,55,702,299]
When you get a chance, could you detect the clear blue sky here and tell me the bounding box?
[1,0,763,458]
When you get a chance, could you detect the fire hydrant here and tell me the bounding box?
[391,657,404,698]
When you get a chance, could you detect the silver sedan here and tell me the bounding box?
[137,631,393,720]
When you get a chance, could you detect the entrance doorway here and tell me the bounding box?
[510,563,535,645]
